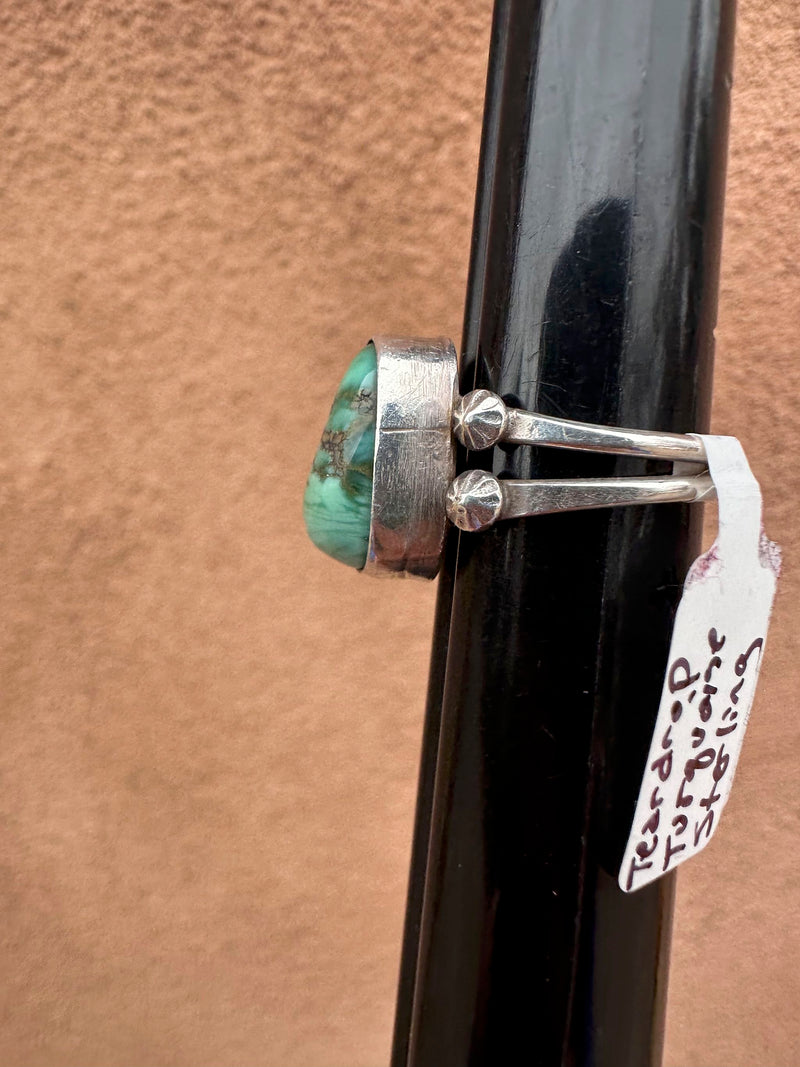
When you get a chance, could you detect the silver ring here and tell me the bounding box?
[302,337,715,578]
[365,337,458,579]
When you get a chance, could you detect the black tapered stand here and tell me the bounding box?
[391,1,735,1065]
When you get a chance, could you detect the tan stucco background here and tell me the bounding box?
[1,2,797,1065]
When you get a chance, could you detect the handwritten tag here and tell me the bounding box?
[619,435,780,893]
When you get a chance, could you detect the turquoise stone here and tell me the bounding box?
[303,344,377,569]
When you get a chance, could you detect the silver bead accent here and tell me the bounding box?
[446,470,504,532]
[453,390,508,451]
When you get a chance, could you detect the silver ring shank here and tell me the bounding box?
[502,408,708,464]
[499,473,715,520]
[445,470,716,532]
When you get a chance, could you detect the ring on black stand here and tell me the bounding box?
[303,337,714,578]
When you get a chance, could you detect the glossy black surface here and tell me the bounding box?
[388,5,510,1062]
[392,1,735,1065]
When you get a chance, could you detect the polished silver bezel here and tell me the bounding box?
[364,336,458,579]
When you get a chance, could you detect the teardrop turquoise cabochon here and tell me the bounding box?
[303,344,377,569]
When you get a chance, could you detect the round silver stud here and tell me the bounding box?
[453,389,508,451]
[446,470,504,532]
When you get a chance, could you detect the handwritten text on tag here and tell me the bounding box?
[619,436,780,893]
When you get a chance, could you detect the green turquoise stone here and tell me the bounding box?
[303,343,377,569]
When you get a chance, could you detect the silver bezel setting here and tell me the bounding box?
[363,337,458,579]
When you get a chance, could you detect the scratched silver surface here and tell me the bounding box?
[364,337,458,579]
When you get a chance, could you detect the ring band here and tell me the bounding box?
[454,389,708,464]
[446,469,715,533]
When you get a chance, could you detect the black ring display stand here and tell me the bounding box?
[392,1,735,1064]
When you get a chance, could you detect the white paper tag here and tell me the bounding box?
[619,435,780,893]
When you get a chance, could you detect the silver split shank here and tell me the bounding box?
[366,337,715,578]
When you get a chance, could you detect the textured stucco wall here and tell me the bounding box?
[0,2,797,1065]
